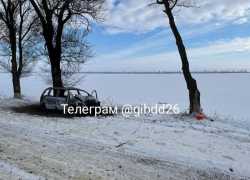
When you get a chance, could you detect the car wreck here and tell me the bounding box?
[40,87,100,111]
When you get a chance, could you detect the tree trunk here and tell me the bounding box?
[50,53,63,88]
[12,72,21,99]
[10,26,22,99]
[45,37,63,88]
[165,5,201,114]
[11,44,21,99]
[44,31,63,88]
[51,62,63,88]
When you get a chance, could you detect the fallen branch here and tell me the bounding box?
[189,123,196,130]
[115,142,127,148]
[133,120,144,134]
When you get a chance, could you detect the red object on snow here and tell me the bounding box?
[196,108,204,120]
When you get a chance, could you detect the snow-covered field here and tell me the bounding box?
[0,73,249,120]
[0,73,250,179]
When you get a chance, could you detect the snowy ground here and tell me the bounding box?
[0,98,250,180]
[0,73,249,120]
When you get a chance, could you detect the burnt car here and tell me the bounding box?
[40,87,100,111]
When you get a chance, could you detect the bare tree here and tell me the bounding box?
[29,0,107,88]
[150,0,201,114]
[0,0,39,98]
[39,28,94,87]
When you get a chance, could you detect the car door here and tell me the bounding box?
[44,88,57,110]
[56,89,69,110]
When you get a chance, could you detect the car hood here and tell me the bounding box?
[75,95,97,102]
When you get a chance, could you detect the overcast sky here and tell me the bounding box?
[86,0,250,71]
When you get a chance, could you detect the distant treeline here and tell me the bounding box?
[80,70,249,74]
[1,70,249,74]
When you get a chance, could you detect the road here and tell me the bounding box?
[0,120,239,180]
[0,100,249,180]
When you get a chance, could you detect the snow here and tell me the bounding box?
[0,161,45,180]
[0,98,250,179]
[0,73,250,179]
[0,73,249,120]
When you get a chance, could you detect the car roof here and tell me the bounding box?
[45,87,90,94]
[42,87,92,96]
[47,87,83,91]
